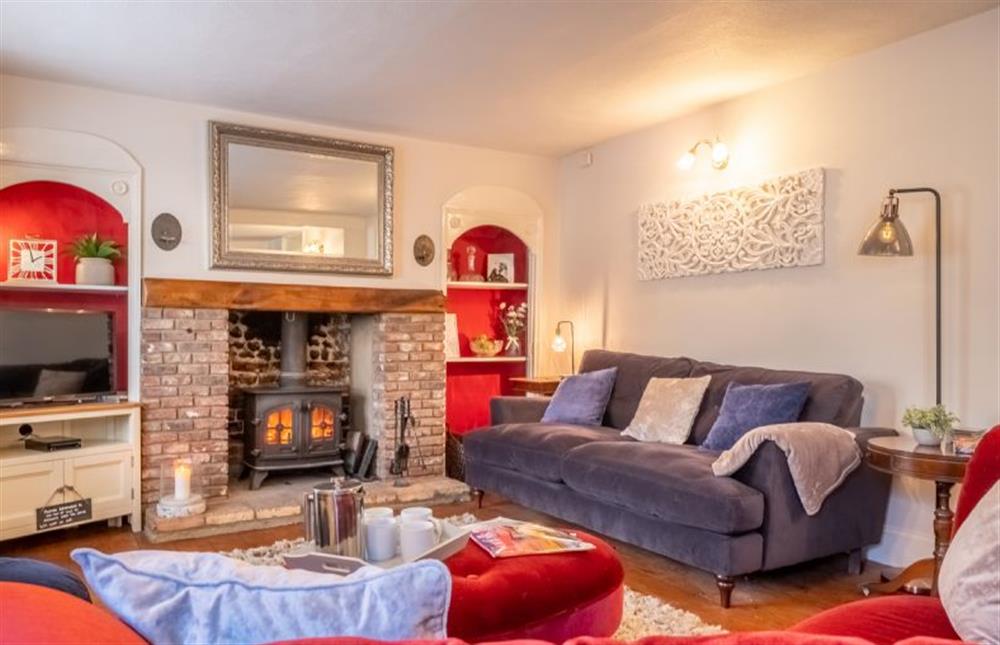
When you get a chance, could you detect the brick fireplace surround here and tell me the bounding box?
[140,278,462,538]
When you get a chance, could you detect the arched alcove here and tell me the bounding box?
[0,127,142,399]
[442,186,544,435]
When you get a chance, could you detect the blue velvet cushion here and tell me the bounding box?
[541,367,618,426]
[0,557,90,602]
[702,381,811,451]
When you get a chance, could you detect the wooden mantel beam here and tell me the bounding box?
[143,278,445,313]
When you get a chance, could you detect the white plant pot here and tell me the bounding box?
[75,257,115,286]
[911,426,942,447]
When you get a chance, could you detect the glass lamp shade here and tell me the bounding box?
[858,196,914,256]
[858,218,914,256]
[551,333,568,353]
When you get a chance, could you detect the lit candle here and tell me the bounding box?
[174,462,191,501]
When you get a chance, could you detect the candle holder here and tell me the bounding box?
[156,457,206,518]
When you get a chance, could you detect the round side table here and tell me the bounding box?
[862,435,969,596]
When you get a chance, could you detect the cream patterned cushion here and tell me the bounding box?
[937,481,1000,644]
[622,376,711,444]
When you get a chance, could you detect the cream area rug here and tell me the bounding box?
[223,517,723,640]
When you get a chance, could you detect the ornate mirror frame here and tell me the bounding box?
[209,121,394,275]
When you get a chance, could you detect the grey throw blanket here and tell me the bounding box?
[711,422,861,515]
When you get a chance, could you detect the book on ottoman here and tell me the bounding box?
[468,518,595,558]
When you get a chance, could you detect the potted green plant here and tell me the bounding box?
[901,404,959,447]
[70,234,123,286]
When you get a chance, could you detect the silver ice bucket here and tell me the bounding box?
[305,478,365,557]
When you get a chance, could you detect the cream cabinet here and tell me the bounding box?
[0,402,141,541]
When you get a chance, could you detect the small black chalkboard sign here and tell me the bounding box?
[36,498,92,531]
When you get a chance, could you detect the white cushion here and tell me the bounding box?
[937,481,1000,644]
[622,376,711,444]
[71,548,451,644]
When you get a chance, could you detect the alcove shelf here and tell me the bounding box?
[444,224,531,434]
[446,356,527,364]
[0,283,129,294]
[446,282,528,291]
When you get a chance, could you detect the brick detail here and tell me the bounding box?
[141,307,230,507]
[370,313,446,479]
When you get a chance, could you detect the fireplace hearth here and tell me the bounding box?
[239,311,347,489]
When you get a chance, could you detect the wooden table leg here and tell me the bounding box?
[931,480,955,595]
[861,480,955,597]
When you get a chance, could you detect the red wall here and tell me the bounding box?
[0,181,128,285]
[0,181,129,391]
[445,226,529,435]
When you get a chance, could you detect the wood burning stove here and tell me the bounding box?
[240,312,346,489]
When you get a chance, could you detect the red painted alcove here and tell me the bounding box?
[445,225,529,435]
[0,180,129,391]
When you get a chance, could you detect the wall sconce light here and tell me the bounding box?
[677,137,730,171]
[551,320,576,374]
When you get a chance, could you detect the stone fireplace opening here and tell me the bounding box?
[229,311,352,489]
[140,279,467,541]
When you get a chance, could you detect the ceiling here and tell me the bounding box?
[1,1,995,155]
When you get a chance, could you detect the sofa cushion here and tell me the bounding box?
[622,376,711,444]
[71,548,451,643]
[0,557,90,602]
[0,582,145,644]
[561,441,764,534]
[937,481,1000,644]
[463,423,627,482]
[701,382,810,451]
[579,350,695,429]
[689,362,863,445]
[542,367,618,426]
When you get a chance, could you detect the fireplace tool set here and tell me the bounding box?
[389,396,418,487]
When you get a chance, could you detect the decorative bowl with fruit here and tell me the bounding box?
[469,334,503,357]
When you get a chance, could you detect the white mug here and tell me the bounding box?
[364,507,394,521]
[400,506,442,539]
[365,516,397,562]
[399,520,437,561]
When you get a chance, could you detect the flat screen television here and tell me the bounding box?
[0,308,115,403]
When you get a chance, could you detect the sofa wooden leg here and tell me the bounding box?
[716,575,735,608]
[474,489,485,509]
[847,548,865,575]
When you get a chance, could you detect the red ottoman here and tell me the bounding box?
[445,529,625,642]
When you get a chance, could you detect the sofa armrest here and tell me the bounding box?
[844,426,898,449]
[489,396,550,425]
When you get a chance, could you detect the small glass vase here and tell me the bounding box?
[504,335,522,357]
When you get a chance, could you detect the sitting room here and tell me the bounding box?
[0,2,997,644]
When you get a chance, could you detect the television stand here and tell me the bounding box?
[0,401,141,541]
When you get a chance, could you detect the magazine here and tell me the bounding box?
[468,517,596,558]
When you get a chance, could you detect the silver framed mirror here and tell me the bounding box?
[210,121,394,275]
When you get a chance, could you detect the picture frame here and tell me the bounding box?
[486,253,514,283]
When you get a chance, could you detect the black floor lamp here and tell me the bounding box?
[857,187,942,405]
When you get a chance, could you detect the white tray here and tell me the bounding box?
[282,520,470,576]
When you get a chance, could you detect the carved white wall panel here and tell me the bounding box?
[637,168,824,280]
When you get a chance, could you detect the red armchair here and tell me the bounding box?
[789,424,1000,645]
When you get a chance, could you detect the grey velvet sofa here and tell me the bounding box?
[463,349,894,608]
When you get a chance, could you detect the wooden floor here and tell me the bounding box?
[1,493,894,634]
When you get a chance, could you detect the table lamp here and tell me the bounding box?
[551,320,576,374]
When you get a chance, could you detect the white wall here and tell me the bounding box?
[0,74,557,291]
[554,10,999,566]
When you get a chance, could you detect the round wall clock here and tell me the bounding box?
[413,234,435,266]
[7,238,58,283]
